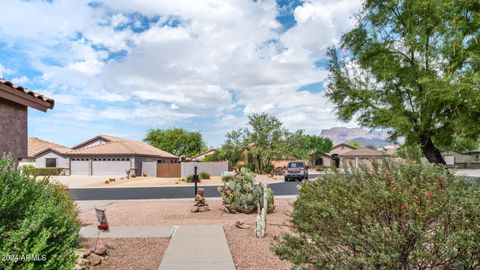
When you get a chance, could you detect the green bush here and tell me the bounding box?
[199,172,210,179]
[217,167,275,214]
[0,158,80,270]
[185,175,201,183]
[222,175,235,182]
[273,161,480,269]
[24,167,63,176]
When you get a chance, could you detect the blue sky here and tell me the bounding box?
[0,0,361,147]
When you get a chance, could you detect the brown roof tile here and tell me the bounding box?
[28,137,71,157]
[68,140,178,158]
[0,78,54,111]
[340,147,388,157]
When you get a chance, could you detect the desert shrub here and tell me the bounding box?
[199,172,210,179]
[25,167,63,176]
[185,175,201,183]
[217,167,275,213]
[273,161,480,269]
[0,158,80,270]
[222,175,235,182]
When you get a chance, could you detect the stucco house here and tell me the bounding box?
[339,147,388,168]
[191,149,217,161]
[311,143,358,168]
[24,135,178,176]
[0,78,54,162]
[21,137,71,173]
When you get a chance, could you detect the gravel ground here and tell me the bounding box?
[80,199,294,270]
[81,238,169,270]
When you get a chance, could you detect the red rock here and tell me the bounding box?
[89,254,102,266]
[94,244,107,255]
[82,249,92,258]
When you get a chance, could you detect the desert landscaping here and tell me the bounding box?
[79,199,294,270]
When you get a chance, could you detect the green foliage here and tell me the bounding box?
[346,141,361,148]
[273,161,480,269]
[144,128,207,157]
[326,0,480,164]
[199,172,210,179]
[216,113,331,174]
[217,167,275,214]
[0,158,80,270]
[448,137,479,153]
[185,175,201,183]
[222,175,235,182]
[22,167,63,176]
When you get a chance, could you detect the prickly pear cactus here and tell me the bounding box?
[217,167,275,214]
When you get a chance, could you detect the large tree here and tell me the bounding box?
[144,128,206,157]
[327,0,480,164]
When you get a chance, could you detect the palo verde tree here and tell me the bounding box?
[144,128,206,157]
[327,0,480,164]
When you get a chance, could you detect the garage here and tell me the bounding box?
[71,158,89,175]
[92,157,130,176]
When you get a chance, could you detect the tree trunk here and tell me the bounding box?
[420,134,446,164]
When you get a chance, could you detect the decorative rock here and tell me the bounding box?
[74,264,82,270]
[94,244,107,256]
[82,249,92,258]
[89,254,102,266]
[192,188,211,213]
[198,206,211,212]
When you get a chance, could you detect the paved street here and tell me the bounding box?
[70,181,300,201]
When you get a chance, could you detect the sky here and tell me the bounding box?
[0,0,362,147]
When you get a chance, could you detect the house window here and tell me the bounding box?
[45,158,57,168]
[476,155,479,161]
[315,158,323,166]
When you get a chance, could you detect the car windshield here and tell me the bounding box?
[288,162,305,168]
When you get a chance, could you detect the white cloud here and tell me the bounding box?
[0,0,363,145]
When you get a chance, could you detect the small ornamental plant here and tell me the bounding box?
[0,158,80,270]
[274,161,480,269]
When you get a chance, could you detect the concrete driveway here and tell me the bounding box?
[456,169,480,178]
[51,175,116,188]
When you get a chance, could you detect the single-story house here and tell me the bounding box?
[21,137,72,173]
[191,149,217,161]
[0,78,54,162]
[24,135,178,176]
[311,143,358,168]
[442,149,480,169]
[339,147,389,168]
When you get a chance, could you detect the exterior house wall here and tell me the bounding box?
[142,158,157,177]
[309,156,332,167]
[181,161,228,177]
[442,151,472,168]
[0,98,27,162]
[35,150,69,169]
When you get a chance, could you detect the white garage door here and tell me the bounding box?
[92,158,131,176]
[71,159,89,175]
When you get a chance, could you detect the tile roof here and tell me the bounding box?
[0,78,54,111]
[340,147,388,157]
[28,137,71,157]
[71,134,128,149]
[68,139,178,158]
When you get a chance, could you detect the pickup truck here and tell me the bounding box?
[284,161,308,181]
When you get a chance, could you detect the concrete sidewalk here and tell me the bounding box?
[159,225,236,270]
[80,226,175,238]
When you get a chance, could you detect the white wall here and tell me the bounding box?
[35,150,69,168]
[181,161,228,177]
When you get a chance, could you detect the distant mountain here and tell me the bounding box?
[320,127,391,147]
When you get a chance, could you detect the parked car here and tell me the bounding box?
[284,161,308,181]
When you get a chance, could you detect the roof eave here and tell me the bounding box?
[0,83,53,111]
